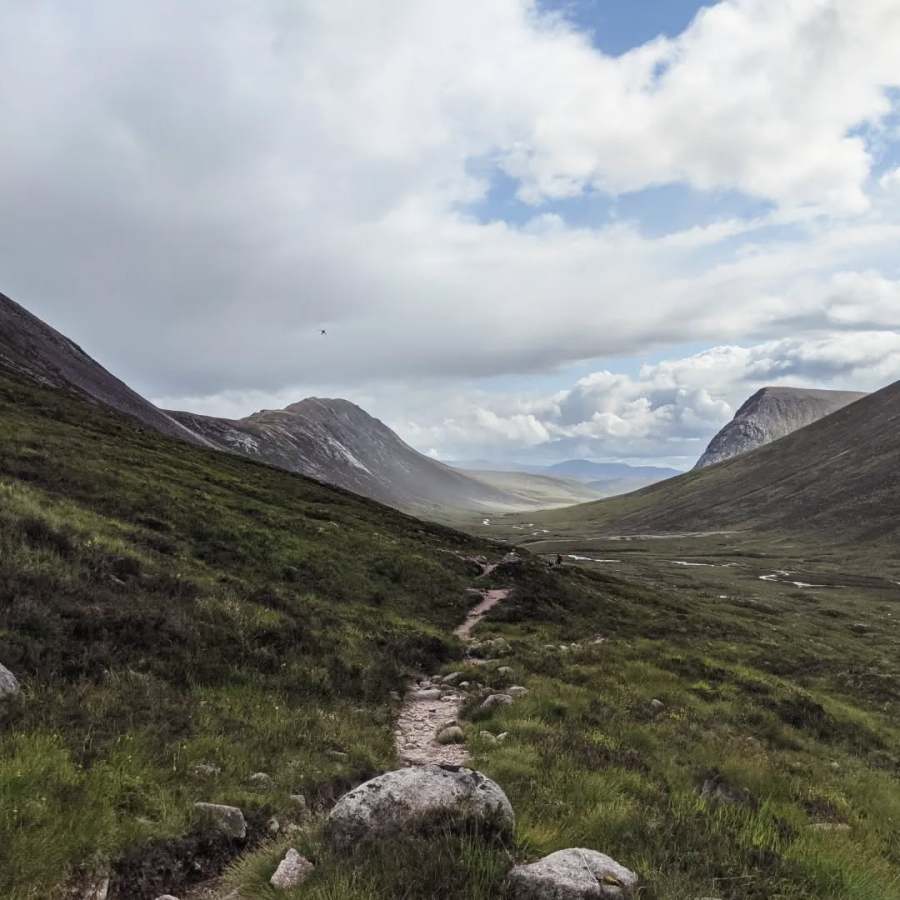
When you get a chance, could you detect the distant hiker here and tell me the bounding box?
[555,554,563,567]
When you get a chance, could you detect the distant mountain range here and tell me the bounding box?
[695,386,867,469]
[450,458,682,498]
[536,381,897,544]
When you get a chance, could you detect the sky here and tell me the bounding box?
[1,1,899,469]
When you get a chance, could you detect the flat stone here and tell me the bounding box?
[507,848,638,898]
[507,686,529,698]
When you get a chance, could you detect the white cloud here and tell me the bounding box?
[383,332,900,464]
[0,0,898,448]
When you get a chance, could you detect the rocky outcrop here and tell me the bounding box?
[695,386,866,469]
[325,765,514,851]
[507,848,638,898]
[0,662,20,698]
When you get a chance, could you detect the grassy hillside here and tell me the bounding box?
[2,369,900,899]
[524,381,900,545]
[0,369,494,898]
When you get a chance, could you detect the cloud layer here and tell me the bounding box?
[0,0,898,462]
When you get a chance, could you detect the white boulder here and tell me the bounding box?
[325,765,514,851]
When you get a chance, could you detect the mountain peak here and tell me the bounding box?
[695,385,867,469]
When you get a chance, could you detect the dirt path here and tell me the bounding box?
[394,581,512,767]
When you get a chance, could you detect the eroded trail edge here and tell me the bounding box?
[394,557,513,767]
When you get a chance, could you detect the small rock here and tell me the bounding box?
[497,732,510,742]
[459,681,471,689]
[325,765,514,851]
[507,686,529,698]
[193,802,247,839]
[389,690,401,701]
[81,878,110,900]
[154,896,181,900]
[808,822,851,832]
[507,848,638,898]
[649,699,665,713]
[190,763,221,779]
[270,848,314,890]
[327,750,349,761]
[289,793,308,815]
[412,689,443,700]
[267,816,281,834]
[249,772,274,790]
[436,725,465,744]
[0,662,20,699]
[497,666,513,676]
[442,672,463,685]
[481,693,514,711]
[479,731,498,745]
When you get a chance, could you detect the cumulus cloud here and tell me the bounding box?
[390,332,900,464]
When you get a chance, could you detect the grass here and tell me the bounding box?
[2,368,900,898]
[0,370,493,899]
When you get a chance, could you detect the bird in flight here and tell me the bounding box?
[320,329,327,335]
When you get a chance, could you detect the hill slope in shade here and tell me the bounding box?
[0,291,212,447]
[535,380,900,544]
[169,400,529,516]
[695,386,866,469]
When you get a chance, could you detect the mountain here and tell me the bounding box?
[0,291,536,517]
[169,400,527,516]
[695,386,866,469]
[447,458,681,499]
[545,459,681,482]
[535,380,900,543]
[0,290,212,447]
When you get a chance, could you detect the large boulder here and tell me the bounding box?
[507,848,638,898]
[325,765,514,851]
[0,663,20,699]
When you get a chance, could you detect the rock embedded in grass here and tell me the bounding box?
[192,802,247,839]
[507,686,529,698]
[481,693,514,711]
[190,763,221,779]
[270,848,315,890]
[0,662,20,698]
[325,764,514,851]
[249,771,275,790]
[507,848,638,898]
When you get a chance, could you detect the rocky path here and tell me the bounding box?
[394,573,512,766]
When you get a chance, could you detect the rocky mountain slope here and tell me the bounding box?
[535,380,900,544]
[169,400,529,517]
[695,386,866,468]
[0,291,211,447]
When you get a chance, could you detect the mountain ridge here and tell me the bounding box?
[695,385,867,469]
[534,380,900,544]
